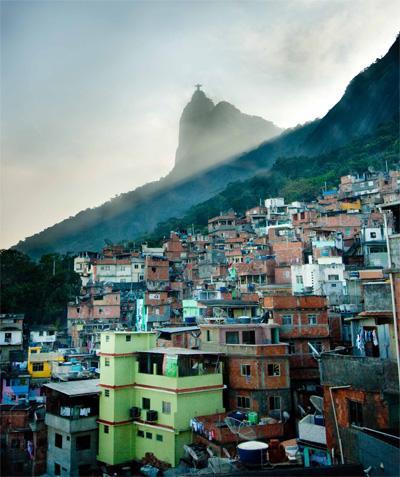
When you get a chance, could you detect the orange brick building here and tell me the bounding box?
[200,323,292,418]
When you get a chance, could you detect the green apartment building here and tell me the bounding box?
[97,331,225,467]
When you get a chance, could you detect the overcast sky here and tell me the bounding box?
[1,0,399,249]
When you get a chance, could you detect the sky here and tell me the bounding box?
[1,0,399,249]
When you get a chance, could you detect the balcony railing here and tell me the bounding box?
[193,412,284,444]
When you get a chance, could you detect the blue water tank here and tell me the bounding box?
[237,441,268,467]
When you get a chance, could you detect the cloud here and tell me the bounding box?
[1,0,399,248]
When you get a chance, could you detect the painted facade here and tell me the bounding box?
[97,331,225,467]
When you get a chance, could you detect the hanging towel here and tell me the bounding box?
[372,330,379,346]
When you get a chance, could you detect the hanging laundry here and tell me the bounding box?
[372,330,379,346]
[356,333,363,351]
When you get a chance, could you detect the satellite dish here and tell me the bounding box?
[310,395,324,414]
[184,445,199,462]
[224,417,242,436]
[238,422,257,441]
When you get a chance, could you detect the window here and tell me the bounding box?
[296,275,303,284]
[370,232,377,239]
[32,363,44,372]
[104,389,110,397]
[242,330,256,345]
[348,400,363,426]
[282,314,293,326]
[206,330,211,342]
[308,314,317,325]
[104,358,110,367]
[126,335,131,342]
[54,463,61,476]
[76,435,91,451]
[288,342,296,354]
[226,331,239,344]
[5,332,12,342]
[55,433,63,448]
[240,364,251,377]
[137,430,144,438]
[156,434,163,442]
[146,432,152,439]
[269,396,281,410]
[99,308,103,313]
[106,335,110,342]
[104,425,109,434]
[237,396,251,408]
[267,363,281,376]
[328,274,339,281]
[135,264,139,269]
[142,398,151,410]
[162,401,171,414]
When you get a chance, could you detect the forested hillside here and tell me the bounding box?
[142,121,399,243]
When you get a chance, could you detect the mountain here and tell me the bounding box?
[303,36,399,155]
[172,87,282,179]
[13,36,399,258]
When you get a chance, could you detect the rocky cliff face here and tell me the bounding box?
[172,88,282,178]
[303,35,399,155]
[13,36,399,258]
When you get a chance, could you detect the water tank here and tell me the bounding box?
[237,441,268,467]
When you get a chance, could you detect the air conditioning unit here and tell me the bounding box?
[130,407,141,419]
[146,410,158,422]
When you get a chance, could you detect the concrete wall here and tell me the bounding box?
[47,424,98,477]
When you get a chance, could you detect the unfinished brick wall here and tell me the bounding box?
[272,241,303,266]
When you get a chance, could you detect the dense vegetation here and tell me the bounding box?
[0,250,81,327]
[13,36,399,257]
[142,121,399,243]
[2,121,398,326]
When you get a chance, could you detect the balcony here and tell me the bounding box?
[298,414,326,445]
[193,412,284,445]
[201,342,287,356]
[45,412,98,433]
[135,352,224,391]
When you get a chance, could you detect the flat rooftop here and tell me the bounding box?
[157,326,199,334]
[44,379,100,396]
[144,347,221,356]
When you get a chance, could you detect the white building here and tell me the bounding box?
[30,328,57,346]
[74,256,146,285]
[291,256,346,304]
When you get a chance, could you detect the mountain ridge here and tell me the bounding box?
[13,36,399,258]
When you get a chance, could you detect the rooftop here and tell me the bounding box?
[44,379,100,396]
[156,326,200,334]
[144,347,220,356]
[198,299,259,307]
